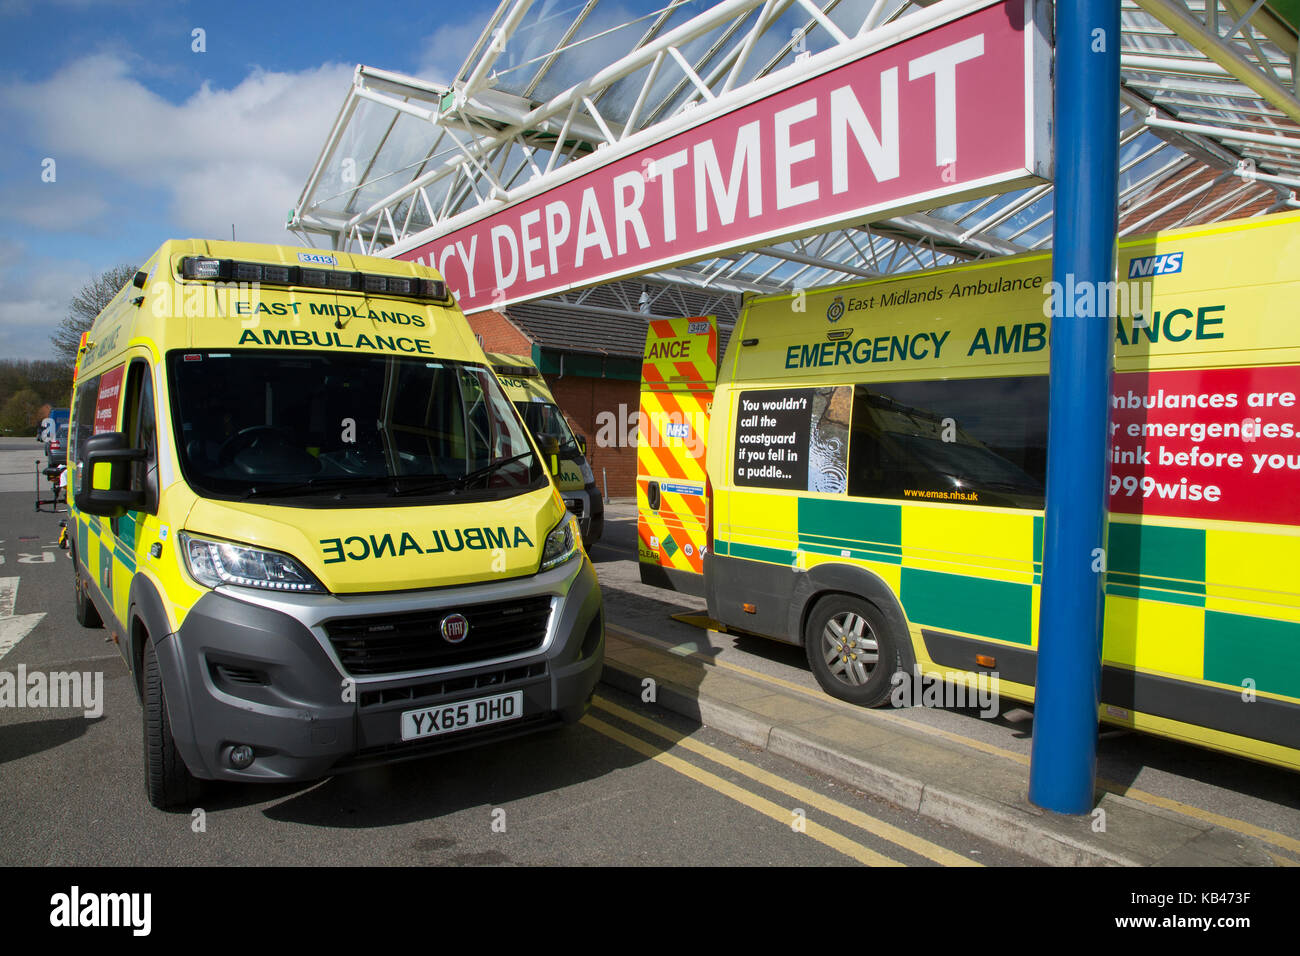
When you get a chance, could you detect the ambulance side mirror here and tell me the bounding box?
[539,435,561,477]
[575,435,587,456]
[76,432,147,518]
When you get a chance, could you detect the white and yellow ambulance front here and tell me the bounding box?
[69,241,604,807]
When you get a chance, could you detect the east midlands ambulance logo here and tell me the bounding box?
[826,295,845,323]
[1128,252,1183,278]
[440,613,469,644]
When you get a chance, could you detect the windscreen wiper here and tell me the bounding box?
[389,450,537,498]
[239,475,398,501]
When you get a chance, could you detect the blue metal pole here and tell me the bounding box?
[1028,0,1120,814]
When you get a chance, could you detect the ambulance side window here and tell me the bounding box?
[846,377,1048,509]
[71,374,100,499]
[122,360,159,513]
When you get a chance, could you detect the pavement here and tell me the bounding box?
[592,499,1294,867]
[0,438,54,495]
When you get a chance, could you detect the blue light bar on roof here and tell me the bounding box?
[179,257,448,303]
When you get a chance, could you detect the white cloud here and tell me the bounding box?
[0,248,106,360]
[0,183,109,231]
[415,19,486,88]
[4,54,355,244]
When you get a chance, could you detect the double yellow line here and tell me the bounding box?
[607,623,1300,862]
[583,694,982,867]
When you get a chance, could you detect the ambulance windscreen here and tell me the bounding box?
[167,350,544,504]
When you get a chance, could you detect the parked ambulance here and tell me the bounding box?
[704,211,1300,771]
[67,240,604,808]
[634,317,718,595]
[486,353,604,546]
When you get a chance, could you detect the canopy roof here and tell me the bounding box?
[290,0,1300,309]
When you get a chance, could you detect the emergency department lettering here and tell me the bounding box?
[320,527,536,563]
[399,2,1041,313]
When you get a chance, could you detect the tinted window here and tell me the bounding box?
[167,351,542,505]
[847,377,1047,509]
[515,401,579,451]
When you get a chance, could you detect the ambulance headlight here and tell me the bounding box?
[579,459,595,485]
[540,513,581,572]
[180,532,325,593]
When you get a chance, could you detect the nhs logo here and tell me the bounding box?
[1128,252,1183,278]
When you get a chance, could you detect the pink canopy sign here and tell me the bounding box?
[398,0,1049,313]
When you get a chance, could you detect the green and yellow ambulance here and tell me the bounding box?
[486,353,604,546]
[68,240,604,808]
[706,211,1300,771]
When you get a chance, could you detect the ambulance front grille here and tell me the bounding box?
[323,595,553,676]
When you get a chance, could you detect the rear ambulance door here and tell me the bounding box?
[637,316,717,595]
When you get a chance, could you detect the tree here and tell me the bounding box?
[0,388,42,435]
[0,360,75,418]
[50,264,138,366]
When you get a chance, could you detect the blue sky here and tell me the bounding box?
[0,0,501,359]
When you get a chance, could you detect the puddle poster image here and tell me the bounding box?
[733,386,849,492]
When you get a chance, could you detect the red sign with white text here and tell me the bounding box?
[1109,365,1300,526]
[398,0,1045,312]
[93,365,124,435]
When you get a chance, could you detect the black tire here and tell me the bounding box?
[71,542,103,629]
[804,594,901,708]
[142,637,203,810]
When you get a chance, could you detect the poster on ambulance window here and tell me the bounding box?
[1108,365,1300,526]
[733,386,849,493]
[93,365,125,435]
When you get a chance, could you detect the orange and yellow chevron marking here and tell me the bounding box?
[641,316,717,391]
[638,481,709,574]
[638,315,717,578]
[637,389,711,576]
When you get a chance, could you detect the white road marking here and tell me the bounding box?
[0,577,46,663]
[0,614,45,663]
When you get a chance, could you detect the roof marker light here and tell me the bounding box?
[182,258,225,280]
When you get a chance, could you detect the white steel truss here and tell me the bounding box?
[290,0,1299,304]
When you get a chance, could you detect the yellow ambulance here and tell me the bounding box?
[486,353,604,546]
[707,211,1300,771]
[635,316,718,594]
[68,240,604,808]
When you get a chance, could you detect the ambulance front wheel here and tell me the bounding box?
[142,637,203,810]
[70,541,103,629]
[804,594,899,708]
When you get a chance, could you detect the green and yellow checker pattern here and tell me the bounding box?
[715,489,1300,705]
[1103,518,1300,701]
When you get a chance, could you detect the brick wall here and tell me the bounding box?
[545,373,640,500]
[466,310,532,354]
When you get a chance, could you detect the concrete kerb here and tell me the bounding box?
[598,627,1271,867]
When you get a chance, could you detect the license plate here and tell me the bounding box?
[400,690,524,741]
